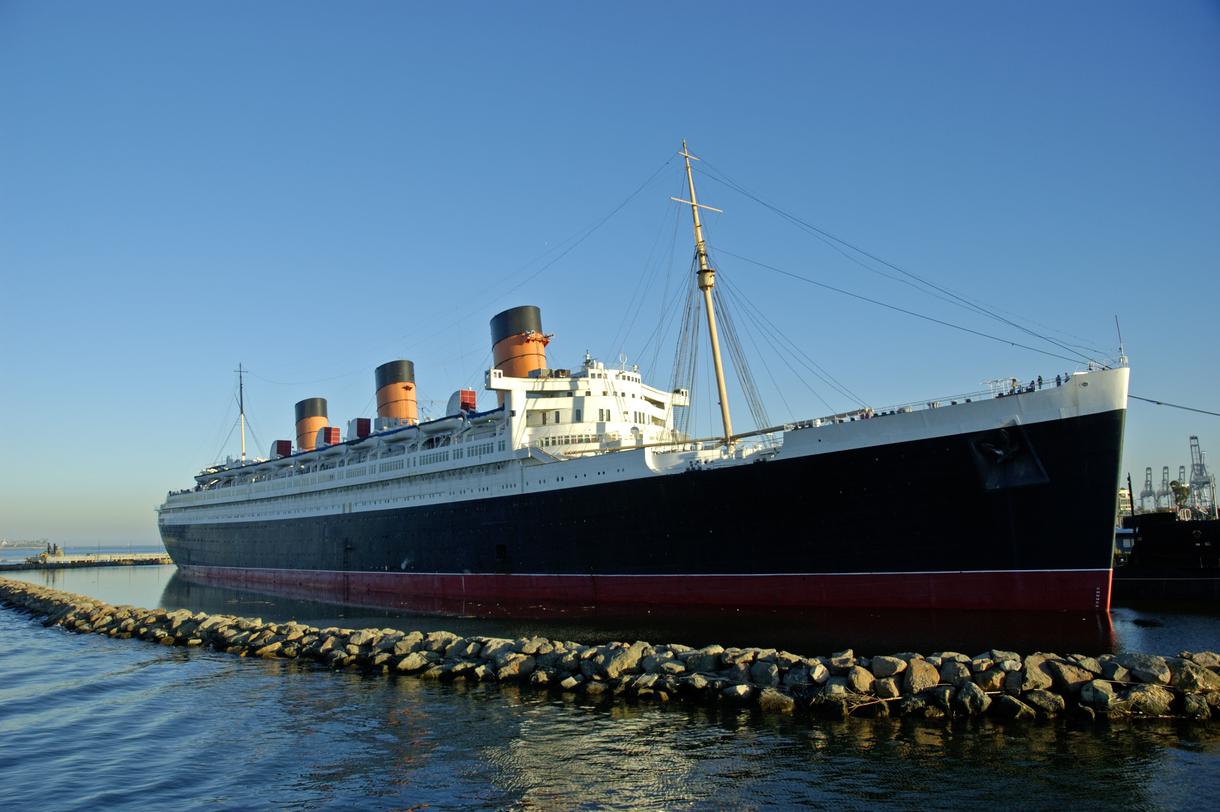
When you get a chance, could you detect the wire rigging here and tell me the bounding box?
[716,268,868,408]
[694,161,1107,366]
[719,249,1095,367]
[1129,395,1220,418]
[712,285,772,435]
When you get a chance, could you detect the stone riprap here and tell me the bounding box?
[2,576,1217,723]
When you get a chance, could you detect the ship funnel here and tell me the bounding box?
[375,360,418,425]
[490,305,549,379]
[294,397,328,451]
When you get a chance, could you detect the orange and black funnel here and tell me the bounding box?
[375,360,418,424]
[490,305,549,379]
[294,397,328,451]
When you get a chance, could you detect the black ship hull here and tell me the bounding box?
[1113,515,1220,603]
[162,408,1126,612]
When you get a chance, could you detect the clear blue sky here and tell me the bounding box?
[2,2,1217,543]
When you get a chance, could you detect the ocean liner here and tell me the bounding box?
[158,145,1130,612]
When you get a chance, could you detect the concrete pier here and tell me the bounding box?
[1,576,1217,723]
[0,553,172,572]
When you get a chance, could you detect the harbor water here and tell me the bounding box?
[2,564,1218,810]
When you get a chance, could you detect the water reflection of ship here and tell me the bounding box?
[160,571,1115,655]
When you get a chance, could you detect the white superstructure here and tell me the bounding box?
[159,358,1128,530]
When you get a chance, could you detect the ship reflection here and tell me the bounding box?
[162,571,1115,654]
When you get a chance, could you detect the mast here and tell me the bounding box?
[673,140,733,445]
[237,362,246,463]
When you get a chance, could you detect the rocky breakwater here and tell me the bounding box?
[2,576,1218,723]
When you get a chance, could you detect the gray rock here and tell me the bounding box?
[1182,693,1212,720]
[809,661,830,685]
[846,665,875,695]
[823,680,848,698]
[681,673,710,693]
[903,659,941,694]
[890,652,924,662]
[496,653,536,681]
[721,684,754,703]
[518,636,552,655]
[997,659,1022,673]
[1185,651,1220,669]
[1115,652,1171,685]
[1070,655,1103,675]
[1020,658,1055,692]
[396,652,432,673]
[939,661,972,687]
[1126,684,1174,716]
[347,629,377,647]
[829,649,855,672]
[970,657,994,674]
[750,661,780,687]
[1100,661,1130,683]
[660,660,686,675]
[954,681,992,716]
[783,665,812,687]
[634,673,660,690]
[721,648,755,667]
[871,656,907,678]
[375,633,402,652]
[934,651,971,664]
[599,642,647,679]
[973,668,1006,692]
[1168,658,1220,692]
[1046,660,1094,694]
[559,675,584,691]
[421,631,458,653]
[448,661,476,679]
[686,647,723,673]
[1080,679,1119,711]
[757,687,796,714]
[990,694,1036,720]
[990,650,1021,664]
[876,677,900,699]
[1022,689,1066,717]
[254,641,281,658]
[924,685,954,712]
[775,650,802,667]
[478,638,514,661]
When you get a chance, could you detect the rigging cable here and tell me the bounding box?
[1129,396,1220,418]
[694,162,1107,366]
[716,275,796,422]
[712,285,772,434]
[716,267,867,408]
[719,249,1095,368]
[608,176,685,360]
[716,273,840,413]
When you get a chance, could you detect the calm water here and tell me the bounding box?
[2,565,1218,810]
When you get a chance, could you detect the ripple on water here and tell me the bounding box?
[2,606,1219,811]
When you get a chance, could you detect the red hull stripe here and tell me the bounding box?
[180,565,1113,612]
